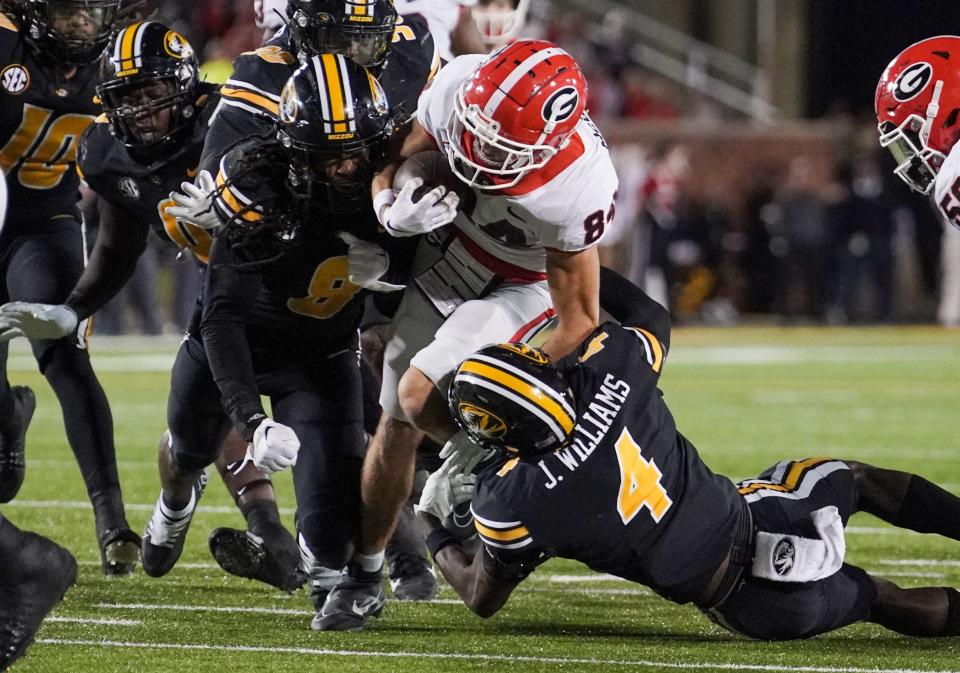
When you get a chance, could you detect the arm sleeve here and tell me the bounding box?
[599,266,671,353]
[200,234,267,440]
[64,199,150,320]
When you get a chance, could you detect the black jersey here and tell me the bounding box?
[0,13,100,227]
[76,83,221,264]
[471,321,743,605]
[200,138,403,434]
[199,17,438,174]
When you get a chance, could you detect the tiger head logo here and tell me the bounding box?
[458,403,507,440]
[164,31,193,59]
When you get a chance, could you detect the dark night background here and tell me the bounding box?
[808,0,960,117]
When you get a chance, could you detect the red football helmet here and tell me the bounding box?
[876,35,960,194]
[446,39,588,191]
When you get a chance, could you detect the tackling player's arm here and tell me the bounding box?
[450,5,486,56]
[371,120,439,221]
[416,512,523,617]
[541,245,601,359]
[598,266,671,352]
[200,235,267,441]
[64,198,150,321]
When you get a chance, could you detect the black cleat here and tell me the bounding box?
[141,473,207,578]
[208,526,306,593]
[99,528,141,577]
[388,553,437,601]
[312,564,386,631]
[0,531,77,672]
[0,387,36,503]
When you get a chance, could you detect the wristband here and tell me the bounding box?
[425,528,460,557]
[373,188,396,227]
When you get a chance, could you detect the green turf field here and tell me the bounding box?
[4,327,960,672]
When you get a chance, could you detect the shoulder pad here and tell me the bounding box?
[76,123,117,182]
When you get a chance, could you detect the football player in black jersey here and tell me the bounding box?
[0,20,306,592]
[420,268,960,640]
[0,0,144,576]
[147,55,413,631]
[169,0,441,603]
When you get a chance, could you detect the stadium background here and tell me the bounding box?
[92,0,960,333]
[8,2,960,672]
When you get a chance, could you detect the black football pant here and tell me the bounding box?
[0,217,126,531]
[167,336,365,570]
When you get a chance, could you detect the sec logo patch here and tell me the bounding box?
[1,64,30,95]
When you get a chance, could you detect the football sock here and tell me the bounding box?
[892,476,960,540]
[0,379,17,436]
[40,343,121,498]
[242,499,282,535]
[161,487,196,518]
[943,588,960,636]
[91,488,128,536]
[355,550,384,574]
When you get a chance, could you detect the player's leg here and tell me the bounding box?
[866,574,960,636]
[5,222,138,574]
[846,460,960,540]
[142,337,226,577]
[0,513,77,670]
[265,354,376,631]
[0,336,35,504]
[359,322,437,600]
[207,430,305,593]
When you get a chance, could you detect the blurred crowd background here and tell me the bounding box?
[95,0,960,333]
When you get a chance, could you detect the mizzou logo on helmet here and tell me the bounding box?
[164,30,193,59]
[458,403,507,439]
[500,342,549,365]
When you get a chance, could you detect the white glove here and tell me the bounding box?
[416,460,477,520]
[380,178,459,237]
[335,231,405,292]
[0,302,78,342]
[249,418,300,475]
[166,170,220,230]
[438,430,487,474]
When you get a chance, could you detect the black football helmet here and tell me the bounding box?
[449,343,577,456]
[17,0,120,64]
[277,53,394,212]
[286,0,397,68]
[97,21,200,159]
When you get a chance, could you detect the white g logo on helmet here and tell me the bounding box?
[893,62,933,102]
[541,86,580,123]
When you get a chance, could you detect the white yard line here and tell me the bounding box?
[3,499,296,516]
[33,638,960,673]
[876,559,960,567]
[45,616,142,627]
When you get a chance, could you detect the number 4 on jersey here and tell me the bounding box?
[614,427,672,525]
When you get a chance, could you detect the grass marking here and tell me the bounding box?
[34,638,960,673]
[46,617,142,626]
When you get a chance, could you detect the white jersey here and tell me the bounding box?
[395,0,475,63]
[934,142,960,231]
[417,54,619,279]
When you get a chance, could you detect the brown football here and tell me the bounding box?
[392,150,472,207]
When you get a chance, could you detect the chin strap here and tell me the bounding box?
[921,79,944,145]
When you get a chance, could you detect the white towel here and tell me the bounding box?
[751,505,846,583]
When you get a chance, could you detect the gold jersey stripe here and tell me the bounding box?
[0,12,18,32]
[737,457,833,495]
[474,521,529,542]
[215,171,262,223]
[220,87,280,116]
[458,360,575,434]
[633,327,664,372]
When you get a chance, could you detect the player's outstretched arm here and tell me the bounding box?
[598,266,672,353]
[541,246,601,359]
[416,511,521,618]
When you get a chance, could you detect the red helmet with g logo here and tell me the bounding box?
[446,39,587,191]
[875,35,960,194]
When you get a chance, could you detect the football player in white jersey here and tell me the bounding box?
[876,36,960,217]
[875,36,960,324]
[473,0,530,50]
[394,0,485,61]
[323,40,618,629]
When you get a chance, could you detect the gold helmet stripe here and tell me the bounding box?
[320,53,349,134]
[457,360,574,435]
[116,21,146,76]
